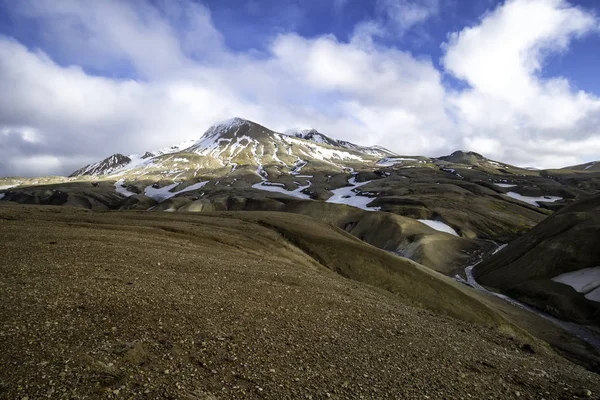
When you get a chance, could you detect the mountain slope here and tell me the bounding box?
[1,204,599,398]
[562,161,600,172]
[474,195,600,326]
[70,153,132,177]
[69,139,198,178]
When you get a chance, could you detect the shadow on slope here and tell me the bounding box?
[474,195,600,328]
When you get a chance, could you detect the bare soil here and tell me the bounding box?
[0,204,598,399]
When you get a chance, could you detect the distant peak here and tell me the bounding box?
[438,150,490,166]
[450,150,485,159]
[284,128,337,146]
[200,117,252,140]
[210,117,249,130]
[285,128,318,135]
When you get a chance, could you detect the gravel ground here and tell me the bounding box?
[0,205,598,399]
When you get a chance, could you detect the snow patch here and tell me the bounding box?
[505,192,563,207]
[114,179,137,197]
[552,267,600,302]
[272,144,285,165]
[144,183,180,202]
[494,183,517,188]
[144,180,210,202]
[252,181,311,199]
[251,142,268,178]
[326,176,379,211]
[177,181,210,194]
[417,220,459,236]
[376,157,420,167]
[0,184,18,190]
[290,159,308,175]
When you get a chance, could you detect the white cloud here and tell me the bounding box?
[0,36,254,175]
[352,0,440,44]
[443,0,600,167]
[377,0,440,32]
[0,0,599,176]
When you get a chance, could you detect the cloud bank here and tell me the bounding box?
[0,0,599,176]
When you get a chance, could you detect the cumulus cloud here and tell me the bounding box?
[443,0,600,166]
[0,0,598,176]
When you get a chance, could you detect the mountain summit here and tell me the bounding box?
[70,117,396,178]
[284,127,396,156]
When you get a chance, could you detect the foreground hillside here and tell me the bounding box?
[0,205,598,399]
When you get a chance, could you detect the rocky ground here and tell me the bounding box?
[0,205,598,399]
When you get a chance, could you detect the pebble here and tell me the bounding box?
[576,389,592,398]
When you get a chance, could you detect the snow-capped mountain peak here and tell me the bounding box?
[284,128,337,146]
[70,117,397,178]
[284,128,397,157]
[203,117,249,138]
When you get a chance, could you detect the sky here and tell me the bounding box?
[0,0,599,176]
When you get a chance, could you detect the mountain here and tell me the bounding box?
[70,118,395,178]
[438,150,487,165]
[69,153,132,177]
[70,138,199,177]
[285,128,348,146]
[474,195,600,327]
[2,117,600,247]
[284,127,397,156]
[437,150,517,171]
[562,161,600,172]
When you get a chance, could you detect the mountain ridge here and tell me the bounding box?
[66,117,600,178]
[2,117,599,248]
[70,117,397,178]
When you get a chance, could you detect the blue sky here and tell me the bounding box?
[208,0,600,93]
[0,0,599,176]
